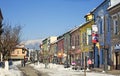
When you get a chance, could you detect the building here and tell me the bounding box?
[63,31,71,64]
[79,18,94,67]
[108,0,120,70]
[49,40,57,63]
[57,35,64,64]
[41,36,57,63]
[10,45,28,60]
[70,26,81,65]
[92,0,111,70]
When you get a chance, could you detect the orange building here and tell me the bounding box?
[10,45,28,60]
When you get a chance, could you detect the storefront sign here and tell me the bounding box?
[92,25,98,32]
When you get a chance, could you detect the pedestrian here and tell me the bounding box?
[87,58,92,69]
[24,59,25,67]
[21,60,24,67]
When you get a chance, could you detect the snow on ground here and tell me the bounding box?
[30,63,115,76]
[0,61,23,76]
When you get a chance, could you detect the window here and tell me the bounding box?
[84,33,87,44]
[75,36,77,46]
[107,18,110,32]
[17,51,19,54]
[112,14,118,35]
[113,19,118,35]
[99,20,103,34]
[106,15,110,32]
[88,35,92,45]
[78,35,79,45]
[82,33,84,43]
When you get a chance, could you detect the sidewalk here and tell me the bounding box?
[92,68,120,75]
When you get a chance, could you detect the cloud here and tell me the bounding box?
[21,39,42,50]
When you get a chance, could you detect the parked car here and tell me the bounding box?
[64,61,70,68]
[9,60,13,66]
[0,62,5,68]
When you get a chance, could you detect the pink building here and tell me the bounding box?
[57,35,64,64]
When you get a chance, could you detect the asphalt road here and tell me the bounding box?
[17,64,49,76]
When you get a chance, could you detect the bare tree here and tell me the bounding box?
[0,22,22,60]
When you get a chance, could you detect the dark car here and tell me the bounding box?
[64,61,70,68]
[9,60,13,66]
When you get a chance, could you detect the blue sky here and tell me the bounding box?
[0,0,104,41]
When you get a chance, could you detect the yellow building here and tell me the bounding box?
[49,40,57,63]
[10,45,28,60]
[79,13,94,66]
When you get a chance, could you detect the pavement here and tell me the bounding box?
[17,64,49,76]
[92,68,120,75]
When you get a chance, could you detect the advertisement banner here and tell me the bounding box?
[92,25,98,32]
[92,33,98,43]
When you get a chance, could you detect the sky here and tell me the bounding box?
[0,0,104,41]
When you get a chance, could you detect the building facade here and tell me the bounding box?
[49,40,57,63]
[70,26,80,65]
[63,31,71,64]
[57,35,64,64]
[92,0,111,70]
[10,45,28,60]
[108,0,120,70]
[79,19,94,67]
[41,36,57,63]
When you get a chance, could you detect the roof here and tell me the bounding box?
[108,2,120,10]
[70,20,93,34]
[91,0,109,13]
[70,25,81,34]
[15,45,28,50]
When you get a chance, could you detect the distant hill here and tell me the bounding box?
[21,39,42,50]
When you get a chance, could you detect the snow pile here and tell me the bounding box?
[0,61,23,76]
[30,63,115,76]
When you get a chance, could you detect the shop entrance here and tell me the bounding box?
[116,52,120,70]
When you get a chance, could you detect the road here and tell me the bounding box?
[17,64,49,76]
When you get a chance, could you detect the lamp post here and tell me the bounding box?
[84,56,87,76]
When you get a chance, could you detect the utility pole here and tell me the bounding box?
[103,15,108,72]
[84,56,87,76]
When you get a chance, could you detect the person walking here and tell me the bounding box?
[87,58,92,69]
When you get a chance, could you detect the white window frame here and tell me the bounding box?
[113,19,118,34]
[112,14,118,35]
